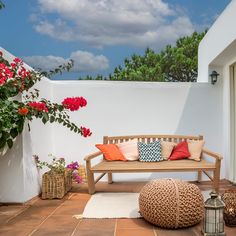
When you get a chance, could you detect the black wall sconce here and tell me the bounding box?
[210,71,219,85]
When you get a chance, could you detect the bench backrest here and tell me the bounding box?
[103,134,203,144]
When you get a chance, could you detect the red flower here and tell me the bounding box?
[28,102,48,112]
[18,107,29,116]
[0,76,6,86]
[0,62,14,81]
[62,97,87,111]
[13,58,22,64]
[80,126,92,137]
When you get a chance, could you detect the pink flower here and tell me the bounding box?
[80,126,92,137]
[67,161,79,170]
[73,172,83,183]
[62,97,87,111]
[28,102,49,112]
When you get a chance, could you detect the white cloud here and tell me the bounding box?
[34,0,194,49]
[23,50,109,72]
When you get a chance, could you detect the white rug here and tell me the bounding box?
[83,192,141,218]
[82,191,211,219]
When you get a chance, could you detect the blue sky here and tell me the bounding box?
[0,0,231,80]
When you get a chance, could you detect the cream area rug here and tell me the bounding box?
[82,192,141,218]
[82,191,211,219]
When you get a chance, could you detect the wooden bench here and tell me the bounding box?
[84,135,223,194]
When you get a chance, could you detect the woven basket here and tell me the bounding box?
[78,164,87,183]
[222,189,236,227]
[41,170,72,199]
[139,179,204,229]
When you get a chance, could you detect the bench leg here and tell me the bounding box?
[86,165,96,194]
[213,170,220,194]
[197,171,202,183]
[108,173,113,184]
[213,159,221,194]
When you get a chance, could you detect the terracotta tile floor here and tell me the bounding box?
[0,179,236,236]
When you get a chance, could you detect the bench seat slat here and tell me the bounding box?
[91,159,215,173]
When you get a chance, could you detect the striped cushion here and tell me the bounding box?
[138,141,162,162]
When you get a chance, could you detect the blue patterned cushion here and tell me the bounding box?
[138,141,162,162]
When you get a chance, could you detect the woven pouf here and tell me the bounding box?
[139,179,204,229]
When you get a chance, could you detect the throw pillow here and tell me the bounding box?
[161,141,176,160]
[169,141,190,160]
[95,144,126,161]
[138,141,162,162]
[116,140,139,161]
[187,140,205,161]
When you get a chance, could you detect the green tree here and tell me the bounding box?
[159,31,206,82]
[80,31,206,82]
[0,1,5,9]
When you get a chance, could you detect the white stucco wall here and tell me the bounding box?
[48,81,224,182]
[198,1,236,183]
[198,0,236,82]
[0,77,224,202]
[0,48,42,202]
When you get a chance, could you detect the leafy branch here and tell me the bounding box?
[40,59,74,78]
[0,1,5,9]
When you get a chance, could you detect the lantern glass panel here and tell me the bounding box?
[203,192,225,235]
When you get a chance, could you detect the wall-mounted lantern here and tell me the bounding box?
[203,191,226,236]
[210,71,219,85]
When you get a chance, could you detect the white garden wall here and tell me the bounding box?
[29,80,224,182]
[0,77,224,203]
[198,0,236,82]
[197,1,236,184]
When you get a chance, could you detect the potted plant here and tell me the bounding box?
[35,155,83,199]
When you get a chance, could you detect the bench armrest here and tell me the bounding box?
[84,151,103,161]
[202,148,223,161]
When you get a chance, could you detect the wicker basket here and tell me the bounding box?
[41,170,72,199]
[78,164,87,183]
[222,189,236,227]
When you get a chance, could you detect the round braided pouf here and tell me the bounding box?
[139,179,204,229]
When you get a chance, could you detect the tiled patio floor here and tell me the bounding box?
[0,180,236,236]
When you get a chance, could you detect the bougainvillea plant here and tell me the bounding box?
[0,51,92,150]
[34,155,83,183]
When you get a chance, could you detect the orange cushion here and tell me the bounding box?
[95,144,127,161]
[169,141,191,160]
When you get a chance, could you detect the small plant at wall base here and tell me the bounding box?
[34,155,83,183]
[0,51,92,151]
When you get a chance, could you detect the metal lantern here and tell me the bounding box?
[210,71,219,85]
[203,191,226,236]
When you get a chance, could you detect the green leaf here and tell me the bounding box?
[43,113,49,122]
[0,136,6,149]
[17,120,24,133]
[7,139,13,149]
[50,116,55,123]
[42,118,47,124]
[10,128,18,139]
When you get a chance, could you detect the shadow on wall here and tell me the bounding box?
[0,136,24,202]
[175,82,223,153]
[149,82,223,181]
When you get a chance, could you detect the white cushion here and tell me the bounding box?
[117,140,139,161]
